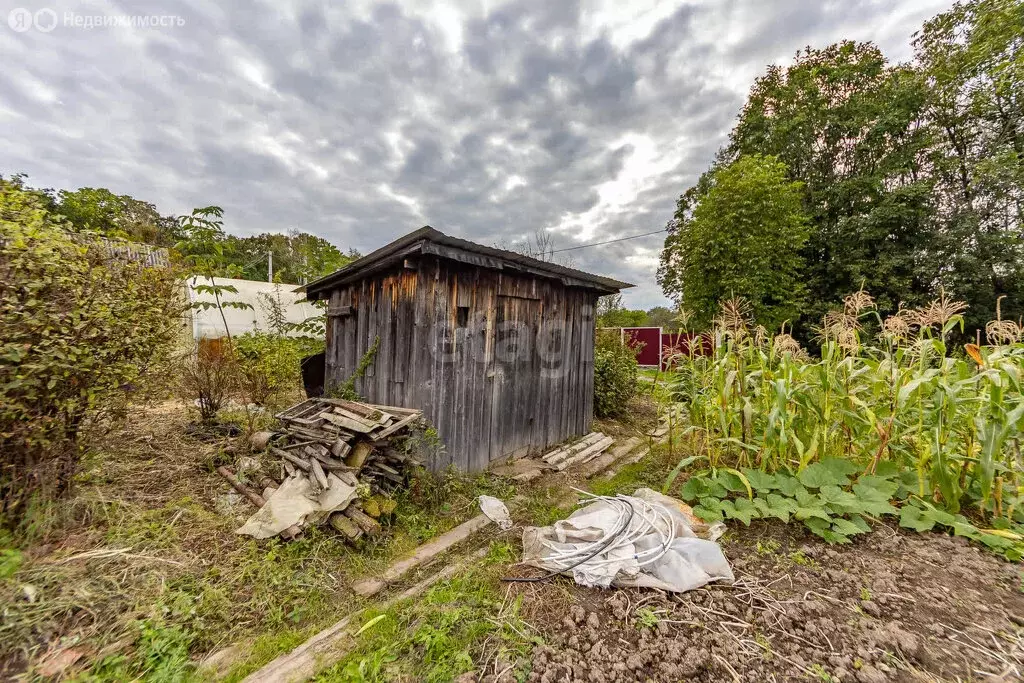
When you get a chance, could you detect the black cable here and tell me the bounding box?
[501,497,636,583]
[548,228,668,254]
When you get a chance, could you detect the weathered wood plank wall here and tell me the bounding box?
[324,255,596,471]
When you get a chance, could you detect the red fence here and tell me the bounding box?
[622,327,661,366]
[604,327,709,370]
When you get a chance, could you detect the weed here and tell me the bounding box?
[317,565,535,683]
[809,662,834,682]
[860,586,871,601]
[1,401,523,680]
[0,547,23,579]
[754,632,773,657]
[634,607,661,630]
[756,539,781,556]
[788,551,819,569]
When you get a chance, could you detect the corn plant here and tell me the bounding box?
[665,293,1024,554]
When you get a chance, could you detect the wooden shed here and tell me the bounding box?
[304,226,632,472]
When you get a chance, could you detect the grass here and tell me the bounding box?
[0,400,518,681]
[0,354,677,681]
[312,541,539,683]
[587,439,680,498]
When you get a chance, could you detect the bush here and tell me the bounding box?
[0,178,184,514]
[593,331,640,417]
[178,341,238,421]
[233,332,321,406]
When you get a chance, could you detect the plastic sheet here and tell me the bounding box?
[520,488,733,592]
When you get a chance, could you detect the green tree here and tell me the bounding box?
[223,231,358,284]
[659,155,809,330]
[725,42,937,324]
[596,294,647,327]
[55,187,178,245]
[174,206,252,343]
[914,0,1024,334]
[0,177,184,510]
[643,306,679,330]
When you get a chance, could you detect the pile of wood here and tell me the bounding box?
[270,398,423,495]
[233,398,425,543]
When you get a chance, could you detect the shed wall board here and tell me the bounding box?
[324,256,597,471]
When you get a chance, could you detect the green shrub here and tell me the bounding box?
[593,331,640,417]
[233,332,322,405]
[0,177,184,515]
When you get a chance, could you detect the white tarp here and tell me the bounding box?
[521,488,733,592]
[186,277,320,340]
[235,473,357,539]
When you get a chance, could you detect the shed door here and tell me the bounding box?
[489,295,539,461]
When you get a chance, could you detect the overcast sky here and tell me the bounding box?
[2,0,952,308]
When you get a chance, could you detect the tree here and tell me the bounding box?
[914,0,1024,334]
[726,42,937,325]
[223,231,358,284]
[54,187,178,245]
[596,294,647,327]
[174,206,252,343]
[643,306,678,330]
[659,155,809,330]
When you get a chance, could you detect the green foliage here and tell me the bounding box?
[682,466,1023,557]
[593,331,640,417]
[0,177,184,512]
[724,42,935,328]
[319,565,536,682]
[232,291,323,406]
[634,607,661,629]
[914,0,1024,334]
[233,332,320,406]
[0,548,23,579]
[660,155,810,330]
[327,337,380,401]
[666,292,1024,558]
[642,306,680,331]
[7,176,357,291]
[54,187,179,246]
[663,5,1024,339]
[224,231,359,284]
[596,294,646,328]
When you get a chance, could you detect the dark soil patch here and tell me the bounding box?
[503,522,1024,682]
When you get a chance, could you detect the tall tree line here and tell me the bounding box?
[2,174,357,283]
[658,0,1023,338]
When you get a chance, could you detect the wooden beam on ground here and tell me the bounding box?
[577,437,642,479]
[350,514,492,597]
[555,435,614,471]
[242,547,489,683]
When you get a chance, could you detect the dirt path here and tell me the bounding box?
[503,521,1024,683]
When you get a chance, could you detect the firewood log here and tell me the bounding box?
[345,507,382,536]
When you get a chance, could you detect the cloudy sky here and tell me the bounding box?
[2,0,952,308]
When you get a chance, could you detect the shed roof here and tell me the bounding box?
[304,226,634,298]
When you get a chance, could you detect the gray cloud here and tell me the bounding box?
[0,0,952,308]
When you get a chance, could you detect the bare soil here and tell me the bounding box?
[504,522,1024,683]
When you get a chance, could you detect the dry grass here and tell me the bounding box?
[0,400,506,681]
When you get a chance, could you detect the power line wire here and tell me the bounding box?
[549,228,668,254]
